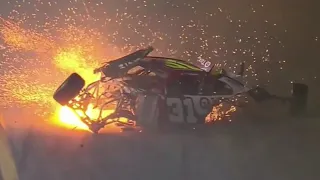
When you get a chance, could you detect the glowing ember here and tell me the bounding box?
[205,103,237,123]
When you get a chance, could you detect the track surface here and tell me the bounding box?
[2,105,320,180]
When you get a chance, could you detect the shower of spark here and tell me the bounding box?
[0,0,288,130]
[0,10,112,129]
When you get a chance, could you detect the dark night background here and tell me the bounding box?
[0,1,320,180]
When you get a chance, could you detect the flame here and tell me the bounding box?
[55,104,118,132]
[57,106,89,130]
[55,103,112,130]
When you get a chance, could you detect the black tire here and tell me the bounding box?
[53,73,85,106]
[290,83,308,116]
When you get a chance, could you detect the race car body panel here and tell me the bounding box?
[218,76,249,95]
[166,95,218,124]
[94,47,154,78]
[135,94,160,128]
[162,67,249,124]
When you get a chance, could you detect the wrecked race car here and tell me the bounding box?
[53,47,309,133]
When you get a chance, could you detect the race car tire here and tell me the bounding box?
[290,83,308,116]
[53,73,85,106]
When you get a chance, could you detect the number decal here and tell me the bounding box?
[197,58,212,68]
[166,98,184,123]
[118,58,140,69]
[166,96,226,124]
[166,97,198,123]
[185,96,213,115]
[118,62,133,69]
[183,98,197,123]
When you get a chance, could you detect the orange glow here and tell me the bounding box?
[0,15,131,131]
[57,106,89,130]
[54,103,118,132]
[0,17,54,53]
[53,46,100,129]
[205,103,237,123]
[0,18,109,129]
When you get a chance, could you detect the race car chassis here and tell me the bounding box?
[64,77,138,133]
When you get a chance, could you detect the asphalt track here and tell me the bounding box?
[1,103,320,180]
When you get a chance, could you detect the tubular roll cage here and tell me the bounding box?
[65,76,137,131]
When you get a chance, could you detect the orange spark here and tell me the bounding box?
[0,17,111,129]
[205,103,237,123]
[0,17,54,53]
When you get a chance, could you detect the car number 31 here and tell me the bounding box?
[166,96,219,123]
[166,98,198,123]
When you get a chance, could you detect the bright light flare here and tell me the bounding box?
[54,103,117,132]
[57,106,89,130]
